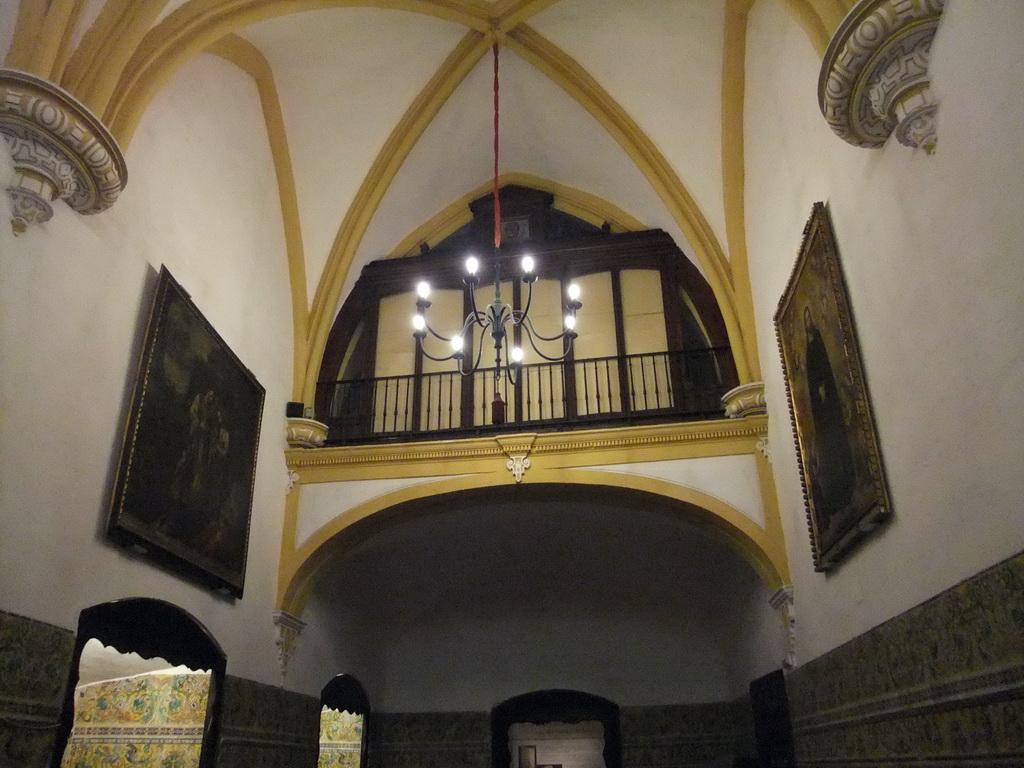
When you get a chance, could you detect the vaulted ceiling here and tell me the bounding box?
[3,0,851,400]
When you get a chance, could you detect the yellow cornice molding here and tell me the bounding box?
[504,25,753,383]
[386,171,646,258]
[103,0,495,146]
[300,30,490,404]
[206,34,311,401]
[721,0,761,380]
[285,417,768,482]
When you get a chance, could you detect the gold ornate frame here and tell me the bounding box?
[109,267,265,596]
[775,203,891,571]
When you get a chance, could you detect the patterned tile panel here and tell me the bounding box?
[0,609,75,768]
[59,673,209,768]
[217,675,320,768]
[787,549,1024,765]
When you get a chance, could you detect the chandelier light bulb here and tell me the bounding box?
[567,283,581,301]
[416,281,431,299]
[451,335,464,352]
[511,346,524,363]
[465,256,479,275]
[412,314,425,331]
[564,314,576,330]
[521,255,535,274]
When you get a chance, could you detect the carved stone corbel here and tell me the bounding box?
[769,585,796,671]
[286,417,328,449]
[0,69,127,233]
[721,382,766,418]
[272,610,306,681]
[496,434,536,483]
[819,0,945,153]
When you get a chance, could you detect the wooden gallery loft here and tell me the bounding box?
[316,186,738,444]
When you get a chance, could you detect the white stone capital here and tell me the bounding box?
[272,610,306,681]
[819,0,945,153]
[0,69,126,233]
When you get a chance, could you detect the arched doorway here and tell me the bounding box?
[491,691,620,768]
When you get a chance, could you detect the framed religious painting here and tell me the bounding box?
[774,203,891,571]
[108,266,265,597]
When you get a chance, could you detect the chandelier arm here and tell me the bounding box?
[519,321,575,362]
[465,281,488,327]
[420,314,455,343]
[518,312,572,344]
[518,277,534,321]
[418,342,464,364]
[505,334,520,387]
[454,320,488,376]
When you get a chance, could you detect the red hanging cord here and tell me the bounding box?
[492,43,501,249]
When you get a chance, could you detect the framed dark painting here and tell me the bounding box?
[109,266,265,596]
[774,203,891,571]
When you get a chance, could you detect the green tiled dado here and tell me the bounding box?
[217,675,320,768]
[786,549,1024,765]
[0,609,75,768]
[368,711,491,768]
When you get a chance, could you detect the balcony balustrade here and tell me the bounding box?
[316,348,734,445]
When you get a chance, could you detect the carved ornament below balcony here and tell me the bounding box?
[286,417,328,449]
[819,0,945,153]
[722,382,767,419]
[0,69,127,233]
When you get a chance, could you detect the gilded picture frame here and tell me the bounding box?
[774,203,891,571]
[108,266,265,596]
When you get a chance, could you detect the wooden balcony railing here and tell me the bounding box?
[316,348,735,445]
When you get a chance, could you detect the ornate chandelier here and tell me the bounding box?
[411,44,582,394]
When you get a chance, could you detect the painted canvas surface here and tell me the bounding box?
[775,203,891,570]
[109,266,265,596]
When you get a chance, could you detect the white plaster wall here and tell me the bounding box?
[532,0,728,255]
[240,8,466,304]
[584,456,766,527]
[0,54,294,688]
[375,612,733,711]
[744,0,1024,663]
[297,475,459,546]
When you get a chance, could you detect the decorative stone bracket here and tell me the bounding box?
[819,0,945,153]
[496,434,536,483]
[286,417,328,449]
[769,585,796,671]
[0,69,127,233]
[272,610,306,681]
[721,382,767,418]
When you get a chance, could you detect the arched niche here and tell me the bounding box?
[319,674,371,768]
[50,597,226,768]
[491,691,620,768]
